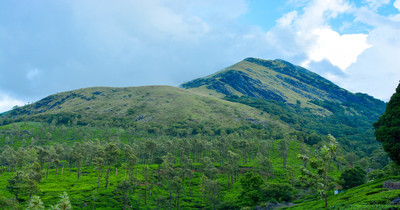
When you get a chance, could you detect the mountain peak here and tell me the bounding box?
[182,57,385,114]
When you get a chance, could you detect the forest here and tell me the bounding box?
[0,118,395,209]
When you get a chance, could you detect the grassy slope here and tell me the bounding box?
[290,176,400,209]
[3,86,288,130]
[182,58,385,116]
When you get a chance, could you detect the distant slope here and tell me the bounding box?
[1,85,289,134]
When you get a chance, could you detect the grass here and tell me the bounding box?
[289,176,400,209]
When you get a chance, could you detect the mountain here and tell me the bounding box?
[0,58,392,209]
[1,85,290,138]
[182,57,386,156]
[182,57,384,115]
[2,58,386,152]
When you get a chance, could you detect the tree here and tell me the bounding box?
[72,143,84,180]
[116,180,133,210]
[1,145,17,172]
[298,134,338,208]
[170,176,183,209]
[7,171,26,200]
[200,157,218,180]
[93,156,105,192]
[200,176,221,210]
[26,162,43,198]
[145,140,157,164]
[257,153,274,181]
[374,83,400,165]
[27,195,44,210]
[340,166,366,190]
[50,192,72,210]
[239,172,264,206]
[104,143,120,189]
[279,139,289,169]
[260,182,296,203]
[224,150,240,187]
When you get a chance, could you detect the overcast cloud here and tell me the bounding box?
[1,0,400,112]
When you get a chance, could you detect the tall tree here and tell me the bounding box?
[200,176,221,210]
[145,140,157,165]
[104,143,120,189]
[279,139,289,169]
[298,134,338,208]
[257,153,274,181]
[374,83,400,165]
[93,156,105,192]
[116,180,133,210]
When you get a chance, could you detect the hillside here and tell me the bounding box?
[290,175,400,209]
[182,58,384,114]
[182,58,386,158]
[1,85,290,138]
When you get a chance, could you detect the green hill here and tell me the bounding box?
[182,58,386,158]
[2,85,288,132]
[0,58,391,209]
[182,58,384,113]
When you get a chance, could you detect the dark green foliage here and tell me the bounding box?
[260,182,296,202]
[239,172,264,206]
[367,170,386,181]
[374,83,400,165]
[226,96,382,158]
[340,167,366,190]
[7,170,39,200]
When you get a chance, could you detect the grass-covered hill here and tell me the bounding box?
[182,58,387,158]
[182,57,385,115]
[1,85,289,136]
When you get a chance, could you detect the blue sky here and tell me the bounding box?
[1,0,400,112]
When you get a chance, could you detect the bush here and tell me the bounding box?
[260,182,296,202]
[340,166,366,190]
[367,170,386,181]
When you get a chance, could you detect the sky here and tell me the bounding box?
[1,0,400,112]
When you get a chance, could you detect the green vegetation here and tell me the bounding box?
[0,58,393,208]
[374,83,400,165]
[0,120,351,209]
[340,166,366,190]
[290,176,400,209]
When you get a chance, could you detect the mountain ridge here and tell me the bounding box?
[182,57,385,117]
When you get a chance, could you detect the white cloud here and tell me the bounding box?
[340,7,400,100]
[395,0,400,11]
[270,0,369,71]
[365,0,391,10]
[265,0,400,100]
[306,28,371,70]
[0,93,25,113]
[277,11,298,27]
